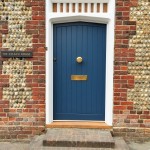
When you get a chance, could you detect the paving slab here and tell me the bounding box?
[127,141,150,150]
[114,137,129,150]
[0,142,29,150]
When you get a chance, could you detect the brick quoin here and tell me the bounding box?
[0,0,45,140]
[113,0,150,139]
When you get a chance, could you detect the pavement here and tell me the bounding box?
[0,132,150,150]
[0,140,150,150]
[0,142,29,150]
[127,141,150,150]
[0,138,135,150]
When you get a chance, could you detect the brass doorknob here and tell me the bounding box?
[76,57,83,63]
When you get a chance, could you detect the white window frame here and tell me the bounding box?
[46,0,115,126]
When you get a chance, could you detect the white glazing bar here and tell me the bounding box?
[94,3,97,13]
[87,3,91,13]
[63,3,66,12]
[75,3,78,13]
[100,3,103,13]
[82,3,84,13]
[57,3,60,12]
[69,3,72,13]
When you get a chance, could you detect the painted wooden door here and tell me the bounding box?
[53,22,106,120]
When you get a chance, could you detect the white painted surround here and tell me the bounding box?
[46,0,115,126]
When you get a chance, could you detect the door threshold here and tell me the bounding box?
[46,121,112,129]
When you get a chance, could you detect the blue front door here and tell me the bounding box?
[53,22,106,120]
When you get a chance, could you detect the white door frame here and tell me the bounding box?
[46,0,115,126]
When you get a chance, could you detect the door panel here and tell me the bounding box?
[53,22,106,120]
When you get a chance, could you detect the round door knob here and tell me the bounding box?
[76,57,83,63]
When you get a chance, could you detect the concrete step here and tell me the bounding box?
[43,128,115,148]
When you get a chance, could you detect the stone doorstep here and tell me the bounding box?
[43,128,115,148]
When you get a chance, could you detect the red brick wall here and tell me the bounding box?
[0,0,150,141]
[113,0,150,140]
[0,0,46,140]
